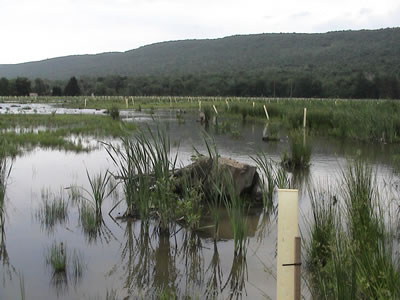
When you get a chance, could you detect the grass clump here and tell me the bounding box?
[107,106,120,120]
[45,241,84,290]
[46,241,67,273]
[282,129,311,171]
[36,188,69,232]
[105,126,179,234]
[81,170,114,216]
[251,152,289,211]
[306,160,400,299]
[221,173,248,257]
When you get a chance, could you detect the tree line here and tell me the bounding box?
[0,72,399,99]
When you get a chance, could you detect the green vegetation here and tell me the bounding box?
[251,152,289,210]
[46,241,67,273]
[221,173,248,257]
[36,188,69,233]
[81,170,114,217]
[1,28,399,99]
[106,105,120,120]
[305,160,400,299]
[282,129,312,171]
[0,114,136,155]
[45,241,84,289]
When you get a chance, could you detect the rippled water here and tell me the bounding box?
[0,108,398,299]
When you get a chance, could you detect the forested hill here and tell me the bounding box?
[1,28,400,80]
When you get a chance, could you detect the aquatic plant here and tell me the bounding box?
[305,160,400,299]
[0,150,12,217]
[221,173,248,257]
[82,170,114,216]
[105,126,178,233]
[45,241,85,292]
[46,241,67,273]
[36,188,69,232]
[107,105,120,120]
[281,129,311,171]
[251,152,289,211]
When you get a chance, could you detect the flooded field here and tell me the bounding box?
[1,105,399,299]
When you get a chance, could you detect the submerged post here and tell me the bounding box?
[276,189,299,300]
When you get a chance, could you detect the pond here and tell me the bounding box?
[0,108,398,299]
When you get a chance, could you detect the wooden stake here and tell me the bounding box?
[263,105,270,120]
[294,237,301,300]
[213,105,218,115]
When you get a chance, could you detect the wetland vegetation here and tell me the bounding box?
[1,96,400,299]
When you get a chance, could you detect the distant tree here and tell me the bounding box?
[0,77,9,96]
[15,77,31,96]
[33,78,48,95]
[294,76,322,98]
[64,77,81,96]
[52,86,62,96]
[353,73,377,99]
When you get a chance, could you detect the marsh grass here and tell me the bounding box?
[282,129,311,171]
[221,173,249,257]
[46,242,67,273]
[81,170,114,216]
[251,152,289,211]
[0,114,136,155]
[105,126,179,234]
[36,188,69,233]
[0,151,12,217]
[306,160,400,299]
[45,241,85,292]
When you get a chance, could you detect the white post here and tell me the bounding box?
[199,101,201,112]
[226,99,230,110]
[263,105,270,120]
[125,98,128,108]
[84,98,87,108]
[303,108,307,128]
[213,105,218,115]
[276,189,299,300]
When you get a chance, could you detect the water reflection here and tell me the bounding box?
[205,241,223,299]
[35,187,69,234]
[45,241,85,296]
[223,254,248,300]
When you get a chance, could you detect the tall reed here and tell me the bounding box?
[221,172,248,257]
[282,129,311,171]
[251,152,289,211]
[306,160,400,299]
[105,126,178,233]
[81,170,114,216]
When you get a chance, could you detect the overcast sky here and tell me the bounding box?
[0,0,399,64]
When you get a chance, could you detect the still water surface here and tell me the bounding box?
[0,109,398,299]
